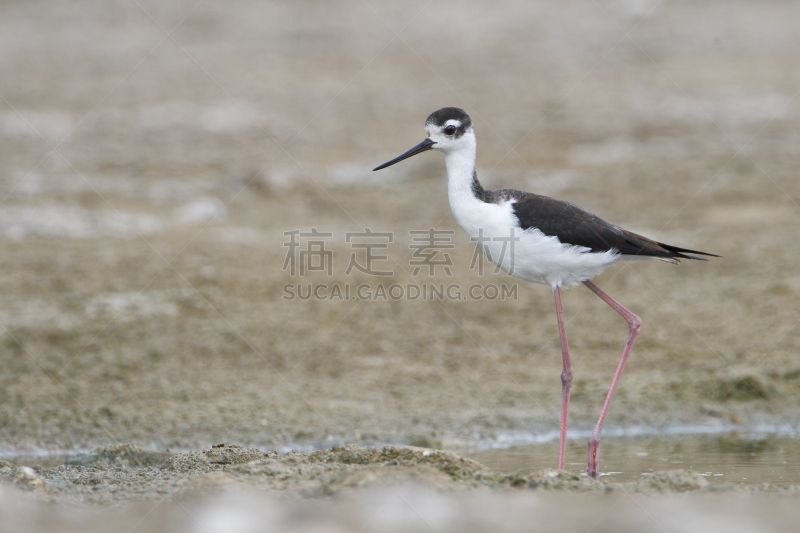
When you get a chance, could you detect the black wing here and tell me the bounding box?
[507,192,718,261]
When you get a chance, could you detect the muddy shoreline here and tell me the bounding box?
[2,444,799,532]
[2,443,797,503]
[2,0,799,457]
[2,0,800,530]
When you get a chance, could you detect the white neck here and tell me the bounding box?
[444,132,487,235]
[445,132,479,208]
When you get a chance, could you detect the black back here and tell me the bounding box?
[473,179,716,261]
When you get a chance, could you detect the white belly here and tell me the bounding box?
[450,197,620,289]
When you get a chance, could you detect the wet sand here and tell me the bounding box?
[1,0,800,529]
[2,443,800,532]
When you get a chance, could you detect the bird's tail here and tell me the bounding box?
[655,242,720,261]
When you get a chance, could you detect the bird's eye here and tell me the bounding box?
[444,125,457,135]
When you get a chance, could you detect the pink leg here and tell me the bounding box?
[553,286,573,470]
[582,280,642,479]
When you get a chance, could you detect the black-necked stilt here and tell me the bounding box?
[373,107,717,479]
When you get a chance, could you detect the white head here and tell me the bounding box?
[373,107,475,171]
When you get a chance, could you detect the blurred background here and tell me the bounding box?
[0,0,798,464]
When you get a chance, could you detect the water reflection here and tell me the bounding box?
[467,433,800,485]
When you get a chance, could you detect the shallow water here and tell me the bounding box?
[2,452,82,469]
[468,433,800,485]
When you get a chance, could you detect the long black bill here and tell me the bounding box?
[373,138,436,171]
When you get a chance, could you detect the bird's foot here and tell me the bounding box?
[587,439,600,480]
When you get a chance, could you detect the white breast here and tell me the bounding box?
[445,151,618,289]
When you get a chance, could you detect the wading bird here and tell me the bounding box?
[373,107,716,478]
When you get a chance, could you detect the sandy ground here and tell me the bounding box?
[1,0,799,529]
[2,444,800,532]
